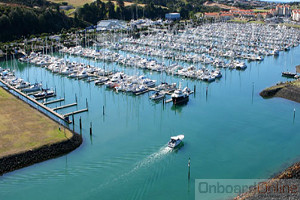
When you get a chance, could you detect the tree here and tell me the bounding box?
[106,0,116,19]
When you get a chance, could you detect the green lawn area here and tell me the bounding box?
[229,19,248,23]
[249,21,265,24]
[0,87,72,158]
[48,0,95,7]
[253,9,270,13]
[281,23,300,29]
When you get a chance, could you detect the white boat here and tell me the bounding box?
[171,89,189,105]
[15,81,31,89]
[168,135,184,148]
[22,83,42,93]
[149,91,165,101]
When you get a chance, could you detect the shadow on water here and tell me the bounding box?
[171,102,188,114]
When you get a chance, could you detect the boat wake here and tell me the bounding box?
[131,145,172,172]
[93,145,172,192]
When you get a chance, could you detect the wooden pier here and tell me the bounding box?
[135,89,149,96]
[0,79,71,123]
[165,99,173,103]
[64,108,88,117]
[44,98,65,105]
[53,102,77,111]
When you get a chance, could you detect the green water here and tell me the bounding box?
[0,46,300,200]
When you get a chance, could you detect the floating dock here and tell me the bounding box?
[53,102,77,111]
[44,98,65,105]
[64,108,88,117]
[165,99,173,103]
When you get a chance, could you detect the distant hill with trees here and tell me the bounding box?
[0,2,86,42]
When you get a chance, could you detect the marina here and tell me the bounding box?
[0,22,300,200]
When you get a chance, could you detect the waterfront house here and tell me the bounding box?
[292,10,300,22]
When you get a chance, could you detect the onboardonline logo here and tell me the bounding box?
[195,179,300,200]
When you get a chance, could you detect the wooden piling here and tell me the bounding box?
[188,157,191,180]
[103,105,105,116]
[293,108,296,122]
[90,122,92,135]
[79,117,82,130]
[86,98,88,109]
[75,94,77,103]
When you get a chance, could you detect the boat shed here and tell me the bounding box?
[165,13,180,21]
[96,20,127,31]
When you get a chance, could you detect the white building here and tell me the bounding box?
[96,20,127,31]
[292,10,300,21]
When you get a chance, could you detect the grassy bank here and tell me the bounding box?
[0,87,72,158]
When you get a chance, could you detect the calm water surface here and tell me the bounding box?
[0,45,300,200]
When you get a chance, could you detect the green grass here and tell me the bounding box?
[48,0,95,7]
[249,21,265,24]
[253,9,270,13]
[0,87,72,158]
[64,8,76,17]
[281,23,300,29]
[229,19,248,23]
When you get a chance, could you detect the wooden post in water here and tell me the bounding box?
[188,157,191,180]
[103,105,105,116]
[206,86,208,101]
[252,82,254,104]
[75,94,77,103]
[194,85,196,93]
[79,117,82,130]
[293,108,296,123]
[90,122,92,135]
[86,98,88,109]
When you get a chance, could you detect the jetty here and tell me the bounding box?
[0,79,70,123]
[64,108,89,117]
[53,102,77,111]
[44,98,65,105]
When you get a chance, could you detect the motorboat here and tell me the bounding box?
[33,89,55,98]
[282,71,297,78]
[149,91,165,101]
[15,81,31,89]
[22,83,42,93]
[171,89,189,105]
[168,135,184,148]
[95,77,109,85]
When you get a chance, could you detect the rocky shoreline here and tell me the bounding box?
[0,86,83,176]
[260,80,300,103]
[234,162,300,200]
[0,132,82,175]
